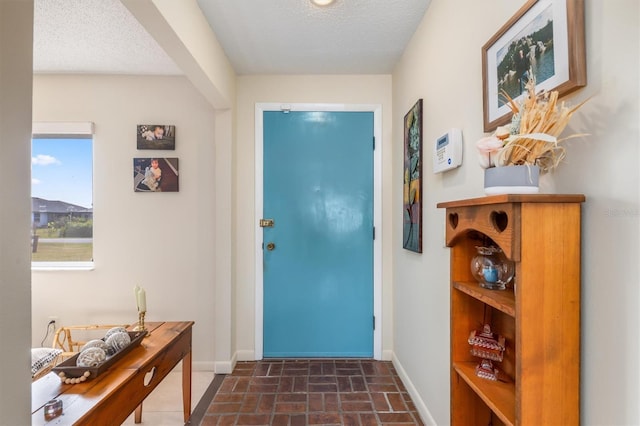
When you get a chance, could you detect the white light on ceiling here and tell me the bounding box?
[310,0,336,6]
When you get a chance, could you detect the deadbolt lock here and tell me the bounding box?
[259,219,275,228]
[266,242,276,251]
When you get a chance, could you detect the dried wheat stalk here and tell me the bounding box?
[497,81,587,173]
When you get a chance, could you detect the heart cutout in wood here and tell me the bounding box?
[490,211,509,233]
[448,212,459,229]
[143,366,156,387]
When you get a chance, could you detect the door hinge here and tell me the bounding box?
[373,136,375,150]
[373,316,376,330]
[373,226,375,240]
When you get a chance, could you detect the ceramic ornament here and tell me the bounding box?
[106,331,131,353]
[81,339,110,354]
[104,327,128,340]
[76,347,107,367]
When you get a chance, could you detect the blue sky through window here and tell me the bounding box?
[31,138,93,209]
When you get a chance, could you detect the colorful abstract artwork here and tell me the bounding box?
[403,99,423,253]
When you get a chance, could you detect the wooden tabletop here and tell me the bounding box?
[32,321,194,425]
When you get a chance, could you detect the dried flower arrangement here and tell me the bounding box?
[477,79,587,173]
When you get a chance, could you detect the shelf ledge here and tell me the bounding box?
[453,281,515,317]
[453,361,515,426]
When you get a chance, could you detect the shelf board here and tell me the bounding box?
[453,281,515,317]
[453,361,516,426]
[437,194,586,208]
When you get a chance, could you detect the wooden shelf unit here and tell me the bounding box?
[438,194,584,426]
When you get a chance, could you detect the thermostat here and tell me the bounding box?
[433,128,463,173]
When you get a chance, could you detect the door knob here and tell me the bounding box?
[266,242,276,251]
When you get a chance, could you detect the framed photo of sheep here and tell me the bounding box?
[481,0,586,132]
[136,124,176,150]
[133,158,179,192]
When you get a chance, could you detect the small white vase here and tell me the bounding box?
[484,165,539,195]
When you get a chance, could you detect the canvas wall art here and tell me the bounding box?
[133,158,179,192]
[403,99,423,253]
[136,125,176,150]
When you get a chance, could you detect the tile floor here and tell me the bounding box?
[121,367,214,425]
[200,360,424,425]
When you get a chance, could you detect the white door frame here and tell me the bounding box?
[254,102,383,360]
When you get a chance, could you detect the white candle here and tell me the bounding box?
[138,288,147,312]
[134,285,141,311]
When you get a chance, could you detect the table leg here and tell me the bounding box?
[134,402,142,423]
[182,350,192,422]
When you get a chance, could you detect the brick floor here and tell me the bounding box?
[200,360,423,426]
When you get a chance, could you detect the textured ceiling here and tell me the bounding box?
[33,0,431,76]
[33,0,181,75]
[197,0,431,74]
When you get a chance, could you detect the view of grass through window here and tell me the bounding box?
[31,137,93,263]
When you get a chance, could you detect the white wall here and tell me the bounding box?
[123,0,236,109]
[234,75,394,360]
[122,0,238,373]
[392,0,639,424]
[31,75,219,370]
[0,2,33,424]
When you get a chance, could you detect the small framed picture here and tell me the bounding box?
[136,125,176,150]
[133,158,179,192]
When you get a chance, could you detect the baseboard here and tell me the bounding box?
[193,361,215,372]
[214,361,233,374]
[392,353,438,425]
[234,350,391,362]
[214,350,256,373]
[214,352,237,374]
[236,350,256,361]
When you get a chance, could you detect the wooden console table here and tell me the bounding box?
[32,321,194,425]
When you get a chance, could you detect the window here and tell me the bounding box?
[31,122,94,269]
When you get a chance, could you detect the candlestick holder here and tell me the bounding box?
[133,311,148,335]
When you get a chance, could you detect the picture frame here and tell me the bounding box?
[136,125,176,150]
[403,99,423,253]
[133,158,179,192]
[481,0,586,132]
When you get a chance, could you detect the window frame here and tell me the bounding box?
[31,122,95,271]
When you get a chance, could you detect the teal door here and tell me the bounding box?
[263,110,374,357]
